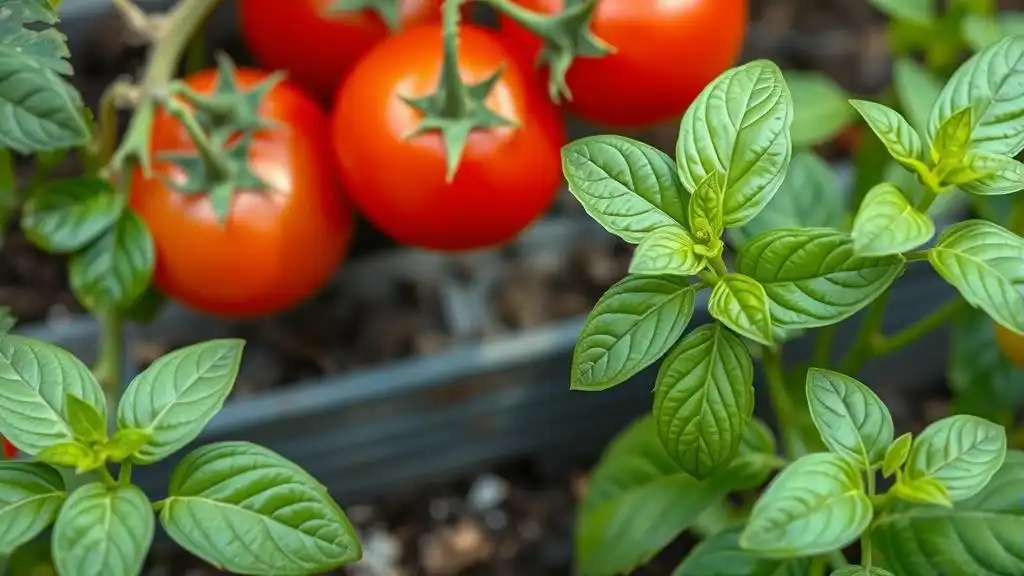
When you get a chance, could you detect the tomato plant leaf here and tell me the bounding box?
[893,58,942,135]
[736,228,905,329]
[572,276,698,391]
[20,178,125,253]
[928,219,1024,334]
[873,451,1024,574]
[653,324,754,479]
[52,483,153,576]
[957,151,1024,196]
[68,210,155,313]
[562,135,689,243]
[928,37,1024,157]
[629,226,706,277]
[848,100,925,171]
[673,527,811,576]
[708,275,774,346]
[0,461,65,555]
[161,442,360,575]
[740,452,873,557]
[851,183,934,257]
[729,151,845,249]
[904,414,1006,501]
[865,0,935,24]
[931,106,973,164]
[891,475,953,508]
[784,70,854,148]
[116,339,244,464]
[576,416,760,576]
[806,368,894,469]
[0,335,105,455]
[677,59,794,228]
[883,432,913,478]
[64,393,107,444]
[0,0,72,74]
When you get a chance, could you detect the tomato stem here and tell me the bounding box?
[329,0,404,32]
[161,98,236,181]
[93,309,125,413]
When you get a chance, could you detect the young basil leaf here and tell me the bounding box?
[577,416,757,576]
[893,58,942,134]
[741,452,872,556]
[708,275,774,346]
[928,219,1024,334]
[629,226,706,276]
[69,210,156,313]
[35,441,103,474]
[688,171,726,239]
[873,451,1024,574]
[848,100,925,171]
[52,483,154,576]
[961,13,1024,53]
[572,276,698,391]
[831,567,894,576]
[98,429,152,463]
[562,135,688,243]
[805,368,894,469]
[116,339,244,464]
[928,37,1024,157]
[0,461,66,555]
[160,442,360,575]
[957,151,1024,196]
[865,0,935,24]
[736,228,905,329]
[729,151,846,249]
[0,335,106,455]
[883,432,913,478]
[65,393,107,444]
[677,59,793,227]
[20,178,124,253]
[891,476,954,508]
[673,527,812,576]
[930,106,974,164]
[653,324,754,478]
[904,414,1007,501]
[784,70,854,148]
[850,183,935,257]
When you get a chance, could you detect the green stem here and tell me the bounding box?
[812,324,838,369]
[98,465,118,488]
[92,310,124,412]
[762,345,801,459]
[118,462,133,486]
[916,187,938,212]
[902,249,930,262]
[839,291,891,375]
[483,0,555,37]
[870,298,965,358]
[863,470,876,568]
[0,148,14,212]
[438,0,467,118]
[709,255,728,278]
[162,98,235,179]
[828,550,849,568]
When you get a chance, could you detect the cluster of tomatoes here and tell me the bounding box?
[128,0,747,318]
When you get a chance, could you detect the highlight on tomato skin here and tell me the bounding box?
[330,23,567,252]
[498,0,748,128]
[129,68,356,319]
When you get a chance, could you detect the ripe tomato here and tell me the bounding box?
[995,322,1024,368]
[498,0,748,128]
[2,438,15,460]
[331,24,565,251]
[239,0,444,101]
[130,68,354,318]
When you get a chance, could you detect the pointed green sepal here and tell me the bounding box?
[172,52,284,138]
[328,0,403,31]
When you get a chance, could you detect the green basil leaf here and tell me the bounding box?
[849,100,925,170]
[893,58,943,135]
[0,461,65,554]
[741,452,872,556]
[905,414,1007,501]
[883,432,913,478]
[709,274,774,345]
[958,151,1024,196]
[931,106,974,164]
[851,183,935,256]
[873,451,1024,574]
[785,70,854,148]
[161,442,360,575]
[99,428,152,463]
[629,226,706,276]
[677,59,793,227]
[892,476,954,508]
[673,527,811,576]
[866,0,935,24]
[729,418,782,491]
[736,228,905,329]
[562,135,688,243]
[35,441,103,474]
[20,178,124,253]
[64,393,107,444]
[0,335,105,455]
[961,13,1024,53]
[52,483,153,576]
[831,567,894,576]
[688,171,726,239]
[572,276,698,391]
[806,368,894,469]
[116,339,244,464]
[928,219,1024,334]
[653,324,754,479]
[729,151,846,249]
[0,50,88,154]
[577,416,754,576]
[949,309,1024,420]
[928,37,1024,157]
[69,210,155,313]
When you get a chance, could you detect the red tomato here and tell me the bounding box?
[130,69,354,318]
[2,438,15,460]
[239,0,445,101]
[331,24,566,251]
[498,0,748,128]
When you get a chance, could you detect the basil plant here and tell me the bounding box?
[564,37,1024,576]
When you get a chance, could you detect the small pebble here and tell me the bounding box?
[466,474,509,512]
